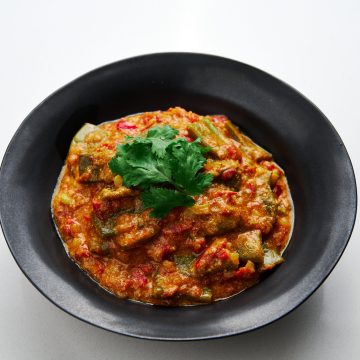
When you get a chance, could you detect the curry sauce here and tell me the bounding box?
[52,107,293,306]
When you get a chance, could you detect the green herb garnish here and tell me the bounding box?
[109,125,213,217]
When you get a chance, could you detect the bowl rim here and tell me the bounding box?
[0,52,357,340]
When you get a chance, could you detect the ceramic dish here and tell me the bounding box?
[0,53,356,340]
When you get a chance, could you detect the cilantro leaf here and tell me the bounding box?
[168,138,213,195]
[147,125,179,140]
[109,125,213,217]
[109,143,173,188]
[141,188,195,218]
[125,125,179,158]
[147,126,178,158]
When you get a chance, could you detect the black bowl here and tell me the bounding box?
[0,53,356,340]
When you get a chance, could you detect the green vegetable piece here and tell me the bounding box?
[256,169,277,216]
[224,121,242,142]
[225,121,272,161]
[59,193,74,206]
[188,118,227,158]
[202,118,227,145]
[263,248,284,268]
[92,215,116,237]
[78,155,100,182]
[233,230,264,263]
[79,155,92,174]
[73,123,99,143]
[174,254,196,276]
[195,238,239,275]
[199,287,213,302]
[184,286,213,303]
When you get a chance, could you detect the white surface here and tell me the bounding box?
[1,0,359,358]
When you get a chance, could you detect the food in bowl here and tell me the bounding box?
[52,107,293,306]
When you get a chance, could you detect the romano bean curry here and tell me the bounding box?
[52,107,293,306]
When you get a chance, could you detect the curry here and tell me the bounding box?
[52,107,293,305]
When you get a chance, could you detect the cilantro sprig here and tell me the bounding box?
[109,125,213,217]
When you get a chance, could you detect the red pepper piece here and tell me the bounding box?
[116,121,137,130]
[212,115,228,123]
[274,184,283,197]
[221,168,237,181]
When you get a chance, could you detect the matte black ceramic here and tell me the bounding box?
[0,53,356,340]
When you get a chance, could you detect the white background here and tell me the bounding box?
[1,1,359,359]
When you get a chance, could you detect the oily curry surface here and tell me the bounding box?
[52,107,293,305]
